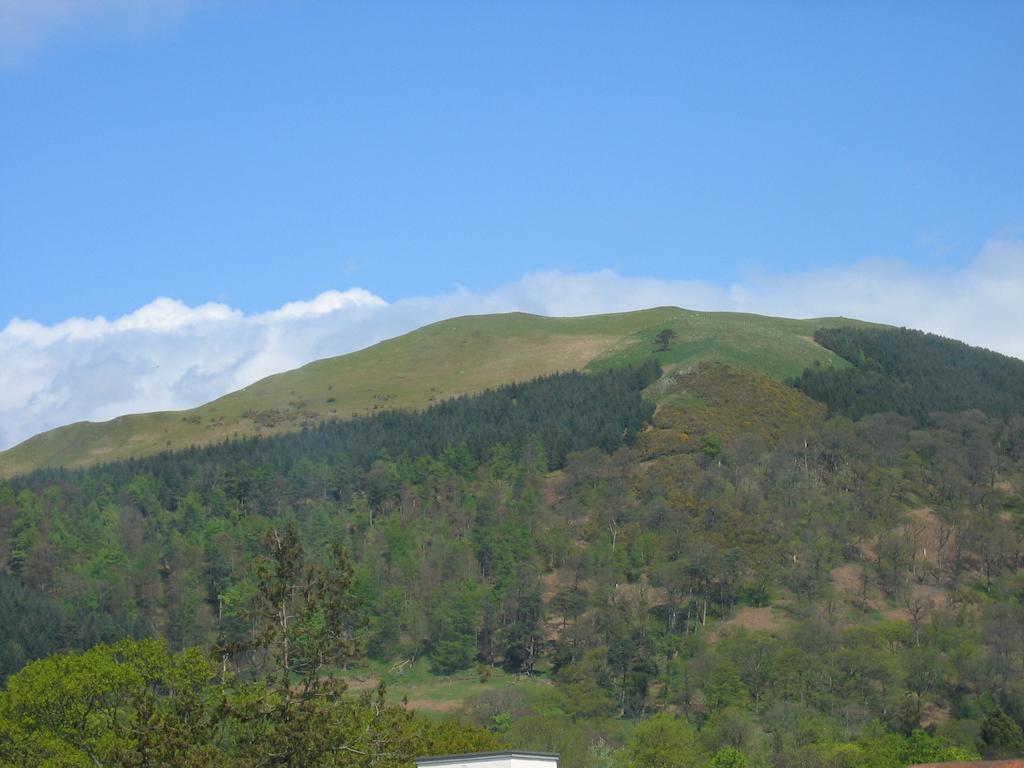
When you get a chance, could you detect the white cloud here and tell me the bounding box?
[721,241,1024,360]
[0,0,196,66]
[264,288,386,321]
[2,242,1023,451]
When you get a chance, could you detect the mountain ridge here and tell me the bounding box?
[0,306,874,477]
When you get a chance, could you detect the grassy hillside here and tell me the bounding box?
[0,307,872,476]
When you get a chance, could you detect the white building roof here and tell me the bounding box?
[416,751,559,768]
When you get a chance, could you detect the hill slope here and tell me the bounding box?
[0,307,870,476]
[794,326,1024,420]
[3,325,1023,767]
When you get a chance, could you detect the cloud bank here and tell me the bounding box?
[2,241,1023,451]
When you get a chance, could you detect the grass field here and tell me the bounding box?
[0,307,878,476]
[342,658,552,717]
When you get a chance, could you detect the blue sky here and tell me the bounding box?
[3,1,1022,324]
[1,1,1024,448]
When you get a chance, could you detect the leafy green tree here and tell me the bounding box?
[656,329,678,352]
[709,747,748,768]
[555,650,618,722]
[899,729,979,765]
[839,727,980,768]
[429,580,482,675]
[980,708,1024,759]
[0,638,217,767]
[618,713,707,768]
[0,639,502,768]
[701,708,763,757]
[242,521,362,693]
[704,663,750,713]
[216,521,367,766]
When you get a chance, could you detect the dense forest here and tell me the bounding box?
[0,531,503,767]
[0,364,658,670]
[793,327,1024,421]
[3,329,1024,767]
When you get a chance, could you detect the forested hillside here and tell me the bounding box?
[793,327,1024,421]
[0,365,657,664]
[3,328,1024,767]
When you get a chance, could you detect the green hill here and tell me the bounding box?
[3,318,1022,768]
[0,307,871,477]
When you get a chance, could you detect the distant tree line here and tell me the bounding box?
[13,361,659,503]
[793,326,1024,421]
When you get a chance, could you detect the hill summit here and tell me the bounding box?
[0,307,867,476]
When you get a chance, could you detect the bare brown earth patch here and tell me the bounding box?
[722,606,785,634]
[402,699,462,713]
[906,507,944,566]
[707,606,787,644]
[611,578,665,608]
[343,675,381,692]
[921,702,953,728]
[540,570,564,603]
[831,563,864,602]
